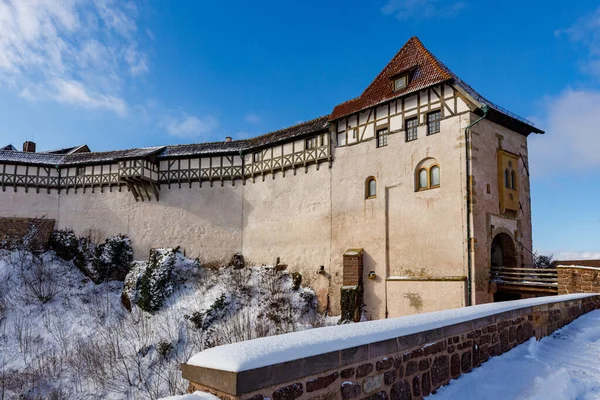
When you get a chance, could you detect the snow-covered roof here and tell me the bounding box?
[0,116,330,166]
[187,293,596,373]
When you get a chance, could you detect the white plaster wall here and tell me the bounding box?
[330,112,469,320]
[0,190,60,221]
[0,185,244,261]
[241,164,332,311]
[385,280,466,318]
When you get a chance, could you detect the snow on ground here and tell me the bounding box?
[432,309,600,400]
[187,293,595,372]
[0,248,325,399]
[160,391,220,400]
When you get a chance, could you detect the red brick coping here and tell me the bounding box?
[181,294,600,400]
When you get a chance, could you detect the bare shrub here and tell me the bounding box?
[18,256,60,304]
[12,315,34,364]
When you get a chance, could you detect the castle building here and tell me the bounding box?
[0,37,543,319]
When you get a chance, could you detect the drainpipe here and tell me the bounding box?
[465,104,489,306]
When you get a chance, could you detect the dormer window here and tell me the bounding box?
[394,75,407,91]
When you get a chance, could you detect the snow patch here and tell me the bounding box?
[187,293,595,372]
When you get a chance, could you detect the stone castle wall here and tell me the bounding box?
[0,216,55,250]
[182,294,600,400]
[557,265,600,295]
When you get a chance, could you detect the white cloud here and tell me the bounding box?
[0,0,147,115]
[555,7,600,77]
[529,90,600,177]
[381,0,465,20]
[165,115,219,139]
[548,251,600,261]
[244,113,261,123]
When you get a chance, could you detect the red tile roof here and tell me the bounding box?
[330,36,452,121]
[329,37,543,135]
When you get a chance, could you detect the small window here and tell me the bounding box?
[366,177,376,199]
[376,128,388,148]
[504,169,510,188]
[394,76,407,91]
[427,110,441,135]
[430,166,440,187]
[418,169,428,190]
[351,128,357,139]
[306,137,317,149]
[405,117,418,142]
[415,161,441,191]
[511,170,517,190]
[253,152,262,163]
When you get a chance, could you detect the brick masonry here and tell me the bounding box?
[343,249,363,287]
[557,266,600,295]
[0,217,55,250]
[183,295,600,400]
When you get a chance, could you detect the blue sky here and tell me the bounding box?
[0,0,598,259]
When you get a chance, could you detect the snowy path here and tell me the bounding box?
[432,309,600,400]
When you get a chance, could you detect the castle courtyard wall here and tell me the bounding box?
[470,117,533,304]
[330,108,470,319]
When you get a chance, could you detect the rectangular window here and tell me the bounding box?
[427,110,441,135]
[394,76,407,91]
[405,117,418,142]
[376,128,388,148]
[306,137,318,149]
[253,152,262,163]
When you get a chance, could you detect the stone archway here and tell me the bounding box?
[491,232,517,268]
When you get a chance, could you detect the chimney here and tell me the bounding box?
[23,141,36,153]
[225,136,232,143]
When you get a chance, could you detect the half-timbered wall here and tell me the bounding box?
[335,85,469,147]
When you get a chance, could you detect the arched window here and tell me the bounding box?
[430,166,440,187]
[511,170,517,190]
[415,158,441,191]
[418,168,428,190]
[366,177,376,199]
[504,169,510,188]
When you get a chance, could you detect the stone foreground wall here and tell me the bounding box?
[182,295,600,400]
[557,265,600,295]
[0,217,55,250]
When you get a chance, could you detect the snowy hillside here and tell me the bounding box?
[0,247,326,399]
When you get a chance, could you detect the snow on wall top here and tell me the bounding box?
[187,293,596,373]
[556,265,600,271]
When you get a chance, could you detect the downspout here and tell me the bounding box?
[465,104,489,306]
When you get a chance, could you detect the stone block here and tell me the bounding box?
[390,380,412,400]
[431,355,449,387]
[384,370,397,386]
[376,357,394,371]
[450,354,460,378]
[422,371,431,397]
[306,372,339,393]
[273,383,303,400]
[412,375,421,398]
[405,361,417,377]
[341,382,361,400]
[363,373,384,395]
[461,351,472,373]
[341,368,355,379]
[356,363,374,378]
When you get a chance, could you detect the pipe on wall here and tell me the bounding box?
[465,105,489,306]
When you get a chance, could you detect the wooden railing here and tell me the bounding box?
[490,266,558,295]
